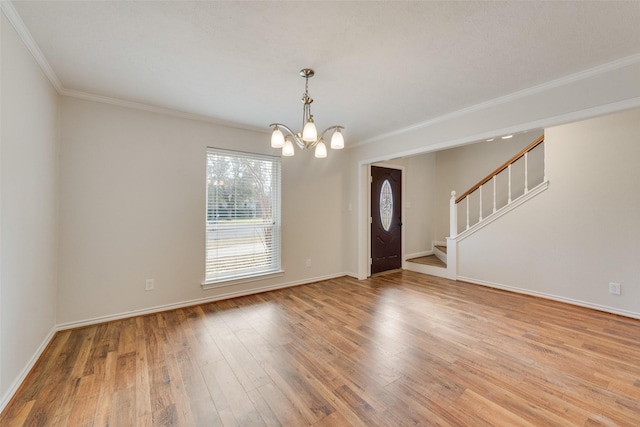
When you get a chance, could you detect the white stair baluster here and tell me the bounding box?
[543,141,547,182]
[492,175,497,213]
[479,185,483,221]
[524,151,529,193]
[466,195,470,230]
[449,191,457,237]
[508,164,512,203]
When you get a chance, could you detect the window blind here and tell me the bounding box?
[205,148,281,283]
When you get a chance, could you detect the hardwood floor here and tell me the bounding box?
[2,271,640,426]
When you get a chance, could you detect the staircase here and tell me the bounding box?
[405,135,547,280]
[407,244,446,267]
[406,243,454,278]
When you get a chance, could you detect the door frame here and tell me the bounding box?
[363,162,405,278]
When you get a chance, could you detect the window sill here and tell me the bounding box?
[201,270,285,290]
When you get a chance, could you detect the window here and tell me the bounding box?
[205,148,281,285]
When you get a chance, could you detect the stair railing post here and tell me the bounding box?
[543,140,547,182]
[492,175,497,213]
[449,191,457,238]
[508,164,512,204]
[466,195,470,230]
[524,151,529,193]
[479,185,483,221]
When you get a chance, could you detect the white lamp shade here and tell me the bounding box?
[271,127,285,148]
[282,139,295,156]
[302,119,317,142]
[330,129,344,149]
[314,141,327,158]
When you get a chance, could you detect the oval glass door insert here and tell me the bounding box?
[380,179,393,231]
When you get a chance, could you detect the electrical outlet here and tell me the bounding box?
[608,282,621,295]
[306,259,311,268]
[145,279,155,291]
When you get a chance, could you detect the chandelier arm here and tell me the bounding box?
[269,123,295,136]
[297,126,345,150]
[317,125,344,141]
[269,123,306,149]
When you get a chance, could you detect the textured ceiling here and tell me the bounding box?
[9,1,640,144]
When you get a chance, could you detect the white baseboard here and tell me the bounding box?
[0,326,57,414]
[56,272,349,331]
[458,275,640,320]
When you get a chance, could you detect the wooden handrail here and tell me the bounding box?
[455,135,544,204]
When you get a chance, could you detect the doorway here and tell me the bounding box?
[370,166,402,274]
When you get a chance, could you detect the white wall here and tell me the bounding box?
[57,97,346,325]
[458,108,640,317]
[403,153,437,256]
[0,13,58,405]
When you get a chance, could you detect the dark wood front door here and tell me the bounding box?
[371,166,402,274]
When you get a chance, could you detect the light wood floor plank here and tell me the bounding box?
[66,374,101,427]
[2,271,640,426]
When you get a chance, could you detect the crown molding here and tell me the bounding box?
[358,96,640,166]
[3,0,640,144]
[1,0,268,134]
[60,88,268,134]
[354,52,640,147]
[1,0,63,92]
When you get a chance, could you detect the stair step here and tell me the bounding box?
[406,255,446,268]
[435,245,447,254]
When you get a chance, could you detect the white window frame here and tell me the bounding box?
[203,148,282,288]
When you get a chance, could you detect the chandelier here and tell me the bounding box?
[269,68,344,158]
